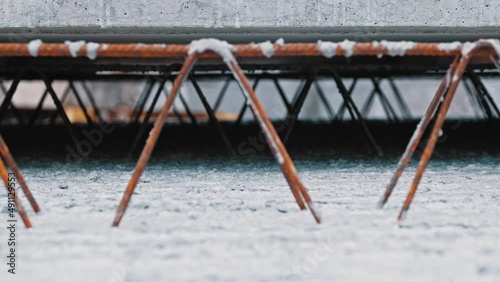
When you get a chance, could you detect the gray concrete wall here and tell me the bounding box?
[1,0,499,29]
[1,0,499,42]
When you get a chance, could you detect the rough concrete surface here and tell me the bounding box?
[1,0,499,29]
[0,154,498,281]
[1,1,500,42]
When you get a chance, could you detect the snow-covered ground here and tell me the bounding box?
[0,153,499,282]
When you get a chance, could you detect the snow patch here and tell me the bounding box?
[258,41,274,58]
[86,42,100,60]
[339,39,356,57]
[371,41,383,58]
[480,39,500,57]
[481,39,500,73]
[28,39,43,57]
[379,40,416,57]
[461,42,477,56]
[445,69,452,89]
[317,40,338,58]
[437,41,462,52]
[402,118,424,159]
[482,39,500,54]
[65,40,86,58]
[189,38,235,63]
[275,38,285,45]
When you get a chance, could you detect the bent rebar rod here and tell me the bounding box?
[0,135,40,213]
[397,49,474,221]
[379,55,460,208]
[113,41,321,226]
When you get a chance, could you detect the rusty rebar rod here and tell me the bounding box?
[235,78,260,125]
[0,41,493,59]
[112,54,198,227]
[228,59,320,222]
[113,40,323,226]
[397,50,475,221]
[0,135,40,213]
[0,156,32,228]
[161,88,186,125]
[379,55,461,208]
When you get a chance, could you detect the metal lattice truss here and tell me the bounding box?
[1,39,500,227]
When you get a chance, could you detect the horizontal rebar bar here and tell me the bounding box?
[0,40,497,59]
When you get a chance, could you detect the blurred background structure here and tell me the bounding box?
[0,0,499,155]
